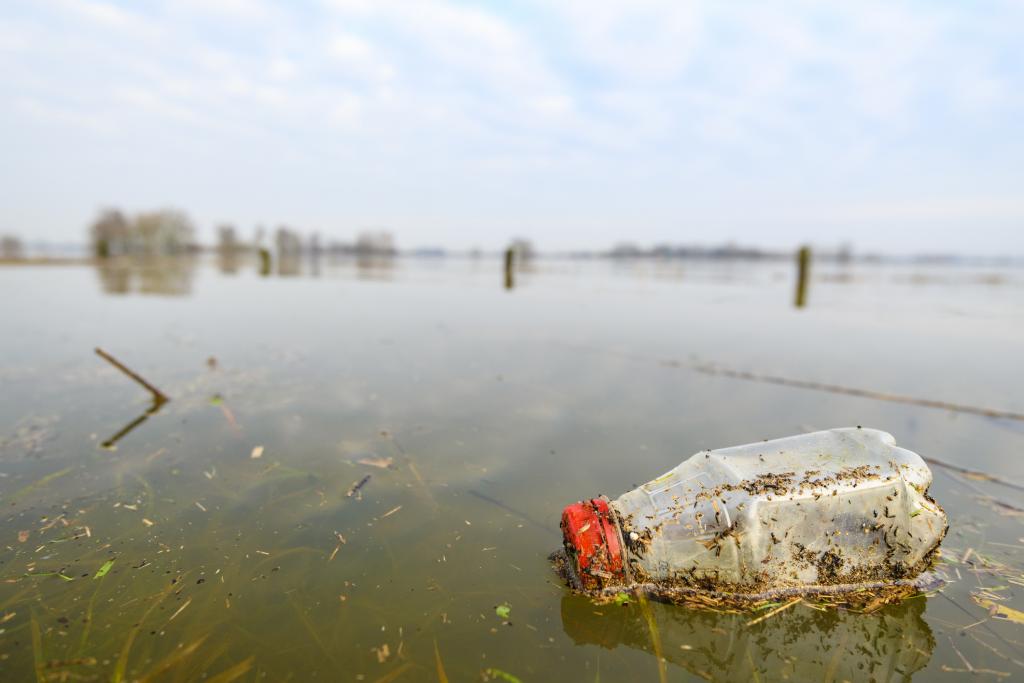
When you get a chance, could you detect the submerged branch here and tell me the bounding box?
[689,362,1024,422]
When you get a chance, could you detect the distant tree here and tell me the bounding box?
[509,237,535,261]
[217,224,242,253]
[355,230,396,255]
[274,226,302,256]
[89,208,130,258]
[133,209,196,255]
[216,224,243,274]
[0,235,24,260]
[837,242,854,264]
[609,242,641,258]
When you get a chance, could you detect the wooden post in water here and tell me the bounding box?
[794,245,811,308]
[258,247,272,277]
[504,246,515,290]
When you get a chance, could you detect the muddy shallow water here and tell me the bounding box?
[1,256,1023,681]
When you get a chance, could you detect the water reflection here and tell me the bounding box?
[217,247,243,275]
[277,251,302,277]
[95,256,197,296]
[560,594,933,681]
[99,397,165,450]
[355,252,395,280]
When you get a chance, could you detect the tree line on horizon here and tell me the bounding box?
[88,207,399,259]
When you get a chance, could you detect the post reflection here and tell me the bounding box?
[560,593,934,681]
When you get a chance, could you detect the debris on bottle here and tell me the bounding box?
[556,428,947,609]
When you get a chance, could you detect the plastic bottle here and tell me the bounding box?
[560,428,947,594]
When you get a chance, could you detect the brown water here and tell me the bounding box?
[1,255,1023,682]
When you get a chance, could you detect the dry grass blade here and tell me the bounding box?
[9,466,74,505]
[30,611,44,683]
[112,579,181,683]
[287,592,339,668]
[204,656,255,683]
[939,666,1010,677]
[137,635,210,683]
[746,597,801,626]
[374,661,414,683]
[167,597,193,623]
[434,638,449,683]
[636,592,668,683]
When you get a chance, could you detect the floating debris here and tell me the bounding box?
[93,559,115,579]
[329,532,347,562]
[973,596,1024,625]
[372,643,390,663]
[347,475,371,500]
[357,455,394,469]
[483,668,522,683]
[559,429,946,606]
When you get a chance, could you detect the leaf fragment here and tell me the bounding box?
[94,559,115,580]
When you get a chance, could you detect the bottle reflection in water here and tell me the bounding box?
[560,592,933,681]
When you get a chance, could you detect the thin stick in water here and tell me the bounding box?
[95,347,169,404]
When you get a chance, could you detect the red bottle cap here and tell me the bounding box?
[560,498,626,590]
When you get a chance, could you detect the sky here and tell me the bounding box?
[1,0,1022,254]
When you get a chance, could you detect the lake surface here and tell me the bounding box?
[1,255,1023,681]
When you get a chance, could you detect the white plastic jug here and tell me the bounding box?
[560,428,946,593]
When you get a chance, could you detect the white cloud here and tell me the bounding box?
[51,0,150,33]
[2,0,1022,251]
[326,33,395,82]
[331,92,364,126]
[268,57,297,82]
[555,0,705,82]
[328,34,372,61]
